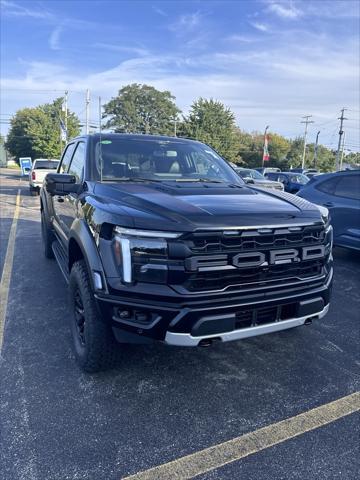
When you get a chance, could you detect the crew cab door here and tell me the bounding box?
[53,141,86,242]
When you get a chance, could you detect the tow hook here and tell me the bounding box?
[199,338,213,347]
[304,318,313,325]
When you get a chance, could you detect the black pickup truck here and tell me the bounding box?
[41,134,333,372]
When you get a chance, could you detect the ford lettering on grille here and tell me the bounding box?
[185,246,325,271]
[232,246,325,268]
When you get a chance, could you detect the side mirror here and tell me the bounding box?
[244,178,255,184]
[45,173,79,195]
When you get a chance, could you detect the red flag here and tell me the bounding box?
[263,133,270,162]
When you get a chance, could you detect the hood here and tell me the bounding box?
[92,181,321,231]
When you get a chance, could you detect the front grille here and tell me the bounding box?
[235,302,298,329]
[175,224,329,293]
[183,259,324,292]
[182,224,325,254]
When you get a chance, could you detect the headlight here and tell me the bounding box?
[316,205,329,224]
[325,224,333,252]
[113,227,181,283]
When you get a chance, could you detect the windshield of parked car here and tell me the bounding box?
[33,160,59,169]
[94,137,242,184]
[238,169,264,180]
[289,173,309,184]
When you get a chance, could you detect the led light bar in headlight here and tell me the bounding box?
[114,227,181,239]
[113,227,181,283]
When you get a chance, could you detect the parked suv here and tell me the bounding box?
[41,134,333,372]
[297,171,360,250]
[267,172,309,194]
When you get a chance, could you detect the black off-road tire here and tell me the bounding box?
[69,260,119,373]
[41,209,55,259]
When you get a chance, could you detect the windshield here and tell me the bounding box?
[94,137,242,184]
[290,173,309,185]
[34,160,59,170]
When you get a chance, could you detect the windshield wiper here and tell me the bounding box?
[101,177,163,183]
[174,178,225,183]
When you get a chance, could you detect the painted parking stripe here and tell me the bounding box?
[0,189,21,352]
[123,391,360,480]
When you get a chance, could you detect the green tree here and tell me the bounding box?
[182,98,240,163]
[287,137,336,172]
[103,83,180,135]
[268,133,290,165]
[6,98,80,160]
[344,152,360,167]
[235,130,290,169]
[287,137,304,168]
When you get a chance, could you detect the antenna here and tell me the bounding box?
[99,96,103,182]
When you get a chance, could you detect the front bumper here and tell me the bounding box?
[95,268,333,345]
[165,304,329,346]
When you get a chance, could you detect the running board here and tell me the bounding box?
[52,240,69,284]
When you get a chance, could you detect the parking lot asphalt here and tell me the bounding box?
[0,168,359,480]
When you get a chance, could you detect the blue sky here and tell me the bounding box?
[1,0,359,151]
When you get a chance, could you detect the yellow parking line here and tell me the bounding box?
[0,189,21,352]
[123,391,360,480]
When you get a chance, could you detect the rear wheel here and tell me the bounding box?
[30,186,39,196]
[69,260,119,372]
[41,209,55,259]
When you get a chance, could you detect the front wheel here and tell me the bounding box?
[69,260,119,372]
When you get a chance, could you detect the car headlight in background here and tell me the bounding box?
[113,227,181,283]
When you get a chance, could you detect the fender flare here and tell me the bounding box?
[68,219,108,293]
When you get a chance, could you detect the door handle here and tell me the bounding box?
[56,197,64,203]
[323,202,334,208]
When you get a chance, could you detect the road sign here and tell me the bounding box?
[19,157,32,176]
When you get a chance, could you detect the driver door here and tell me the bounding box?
[53,142,76,245]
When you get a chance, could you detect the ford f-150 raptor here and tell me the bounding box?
[40,134,333,372]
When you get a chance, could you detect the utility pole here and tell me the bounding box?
[262,125,270,167]
[85,89,90,134]
[174,117,177,137]
[313,130,320,169]
[336,108,347,171]
[64,90,68,141]
[301,115,314,169]
[340,131,346,171]
[98,96,102,134]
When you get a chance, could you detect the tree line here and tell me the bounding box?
[5,83,359,170]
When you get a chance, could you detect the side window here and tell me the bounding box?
[68,142,85,183]
[316,178,339,195]
[333,175,360,200]
[59,143,75,173]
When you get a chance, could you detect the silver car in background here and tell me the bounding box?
[234,167,284,190]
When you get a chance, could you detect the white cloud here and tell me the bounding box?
[93,43,149,56]
[49,26,63,51]
[267,2,303,19]
[226,34,258,43]
[1,20,359,147]
[250,22,269,32]
[0,0,53,19]
[169,11,205,32]
[152,6,167,17]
